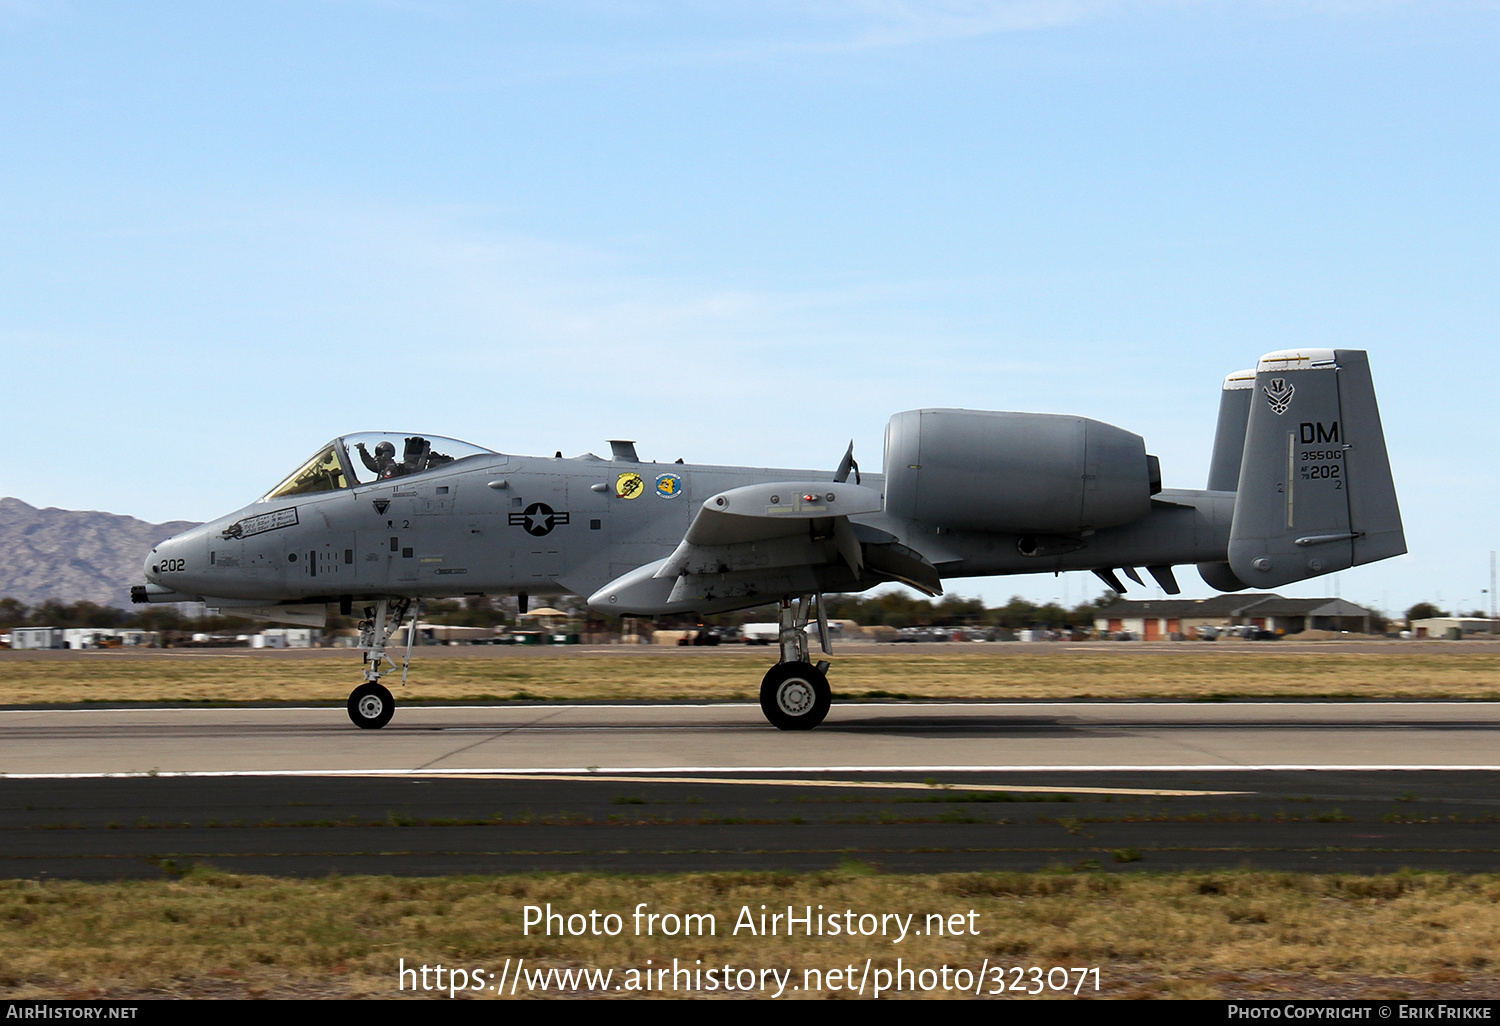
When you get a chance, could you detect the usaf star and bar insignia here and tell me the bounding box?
[509,503,570,537]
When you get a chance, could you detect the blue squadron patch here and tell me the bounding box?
[655,473,683,499]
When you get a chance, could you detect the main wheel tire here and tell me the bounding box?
[759,662,831,731]
[348,682,395,729]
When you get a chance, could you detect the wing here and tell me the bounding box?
[587,480,936,615]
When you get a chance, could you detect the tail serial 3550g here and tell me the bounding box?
[136,349,1404,731]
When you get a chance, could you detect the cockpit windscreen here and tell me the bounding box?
[262,444,349,501]
[261,434,496,501]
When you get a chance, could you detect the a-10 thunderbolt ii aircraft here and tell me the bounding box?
[135,348,1404,732]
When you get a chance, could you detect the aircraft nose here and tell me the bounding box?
[146,535,182,581]
[136,527,210,602]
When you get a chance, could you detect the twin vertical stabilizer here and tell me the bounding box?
[1219,349,1404,589]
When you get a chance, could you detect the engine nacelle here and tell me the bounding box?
[883,409,1154,534]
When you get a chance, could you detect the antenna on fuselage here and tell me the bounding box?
[834,440,860,484]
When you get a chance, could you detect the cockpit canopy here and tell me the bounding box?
[262,433,497,502]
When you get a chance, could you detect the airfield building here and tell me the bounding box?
[1094,594,1381,639]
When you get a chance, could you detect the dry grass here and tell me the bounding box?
[7,647,1496,1000]
[2,869,1499,999]
[1,644,1498,705]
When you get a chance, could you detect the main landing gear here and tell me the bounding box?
[759,593,833,731]
[348,597,419,729]
[348,681,394,730]
[345,593,836,731]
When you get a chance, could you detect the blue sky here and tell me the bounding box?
[2,1,1495,617]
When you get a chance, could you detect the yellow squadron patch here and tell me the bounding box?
[615,472,645,499]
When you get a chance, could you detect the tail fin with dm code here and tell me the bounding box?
[1224,349,1405,589]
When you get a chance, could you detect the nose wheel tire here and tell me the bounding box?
[760,662,831,731]
[348,682,395,729]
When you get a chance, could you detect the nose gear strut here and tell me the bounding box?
[348,597,420,729]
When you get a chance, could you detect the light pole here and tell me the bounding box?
[1482,552,1494,633]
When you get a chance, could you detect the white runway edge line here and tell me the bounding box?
[11,764,1500,781]
[0,768,1243,796]
[27,702,1500,711]
[10,765,1500,779]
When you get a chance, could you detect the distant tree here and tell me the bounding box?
[30,599,74,627]
[131,606,185,633]
[820,588,1121,631]
[461,595,510,627]
[23,599,129,629]
[70,601,128,628]
[0,597,27,628]
[991,595,1058,629]
[420,598,464,623]
[1405,602,1447,622]
[933,594,986,625]
[422,596,511,628]
[1069,591,1119,625]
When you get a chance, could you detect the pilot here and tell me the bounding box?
[356,441,403,480]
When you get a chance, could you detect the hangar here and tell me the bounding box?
[1094,594,1381,639]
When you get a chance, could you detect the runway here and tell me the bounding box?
[6,700,1500,776]
[3,701,1500,877]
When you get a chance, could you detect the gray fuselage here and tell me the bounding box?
[143,448,1233,611]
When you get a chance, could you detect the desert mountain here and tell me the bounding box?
[0,497,201,610]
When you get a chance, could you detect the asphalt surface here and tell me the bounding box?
[4,701,1500,878]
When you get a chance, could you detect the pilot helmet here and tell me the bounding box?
[375,441,395,459]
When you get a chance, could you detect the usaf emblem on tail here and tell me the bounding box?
[1264,377,1295,415]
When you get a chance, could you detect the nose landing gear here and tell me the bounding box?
[348,597,419,729]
